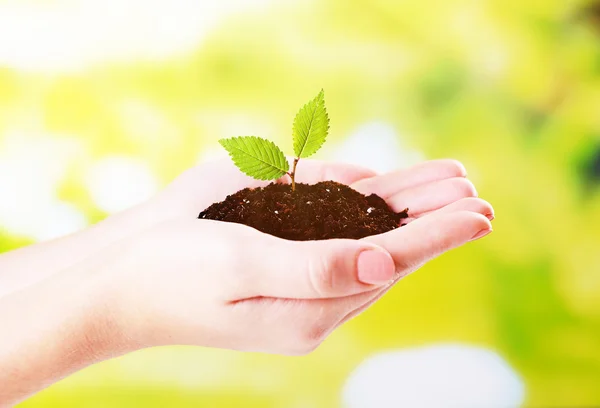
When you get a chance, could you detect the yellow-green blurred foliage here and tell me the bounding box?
[2,0,600,406]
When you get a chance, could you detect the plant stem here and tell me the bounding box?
[290,157,300,191]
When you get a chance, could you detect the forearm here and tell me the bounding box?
[0,202,156,298]
[0,256,131,407]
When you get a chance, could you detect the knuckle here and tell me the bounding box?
[469,198,493,214]
[453,178,477,197]
[282,301,334,355]
[305,321,331,345]
[302,305,335,347]
[285,304,337,355]
[307,256,336,297]
[282,300,342,356]
[456,197,486,211]
[456,196,477,205]
[446,159,468,177]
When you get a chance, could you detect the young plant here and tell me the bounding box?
[219,90,330,191]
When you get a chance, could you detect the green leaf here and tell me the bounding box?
[219,136,289,180]
[292,89,330,158]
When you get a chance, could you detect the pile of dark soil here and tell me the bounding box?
[198,181,408,241]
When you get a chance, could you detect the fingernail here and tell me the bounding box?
[357,249,395,285]
[471,228,493,241]
[486,213,495,221]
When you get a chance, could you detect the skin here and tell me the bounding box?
[0,158,493,407]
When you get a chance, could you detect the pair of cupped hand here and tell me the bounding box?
[83,158,492,356]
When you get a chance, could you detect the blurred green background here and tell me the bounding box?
[1,0,600,406]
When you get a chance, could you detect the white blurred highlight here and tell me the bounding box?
[342,344,525,408]
[331,122,424,173]
[0,133,87,241]
[85,156,159,214]
[0,0,276,72]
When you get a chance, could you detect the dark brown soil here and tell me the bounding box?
[198,181,408,241]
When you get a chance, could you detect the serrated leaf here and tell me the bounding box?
[293,89,330,158]
[219,136,289,181]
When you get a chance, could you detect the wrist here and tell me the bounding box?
[0,201,159,300]
[86,234,167,351]
[54,258,138,362]
[0,255,136,405]
[75,243,148,357]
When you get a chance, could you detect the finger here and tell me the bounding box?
[363,210,492,275]
[351,159,467,199]
[405,197,494,223]
[278,160,377,186]
[385,177,477,214]
[240,237,396,300]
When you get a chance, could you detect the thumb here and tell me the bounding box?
[364,210,492,275]
[244,237,396,299]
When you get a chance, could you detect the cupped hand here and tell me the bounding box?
[0,155,495,408]
[102,158,493,355]
[142,157,490,224]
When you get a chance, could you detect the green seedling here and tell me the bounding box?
[219,90,330,191]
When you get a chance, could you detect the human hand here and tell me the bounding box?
[0,157,487,300]
[0,158,492,406]
[100,159,492,355]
